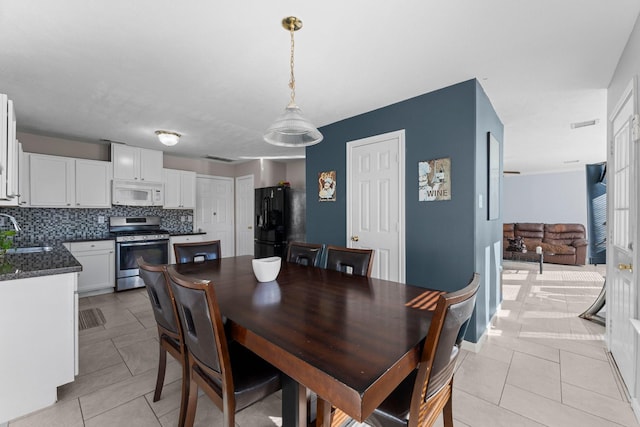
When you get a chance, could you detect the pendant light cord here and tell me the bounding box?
[288,25,296,106]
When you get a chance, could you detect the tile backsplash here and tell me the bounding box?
[0,206,194,246]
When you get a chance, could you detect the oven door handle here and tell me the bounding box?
[118,240,168,248]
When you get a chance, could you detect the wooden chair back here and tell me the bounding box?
[325,246,374,277]
[137,257,188,427]
[409,273,480,427]
[173,240,221,264]
[287,242,323,267]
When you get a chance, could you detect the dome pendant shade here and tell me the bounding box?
[263,103,323,147]
[264,16,322,148]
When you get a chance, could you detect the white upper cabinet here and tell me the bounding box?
[29,154,75,207]
[163,168,196,209]
[0,94,19,203]
[112,144,163,182]
[75,159,112,207]
[29,154,111,208]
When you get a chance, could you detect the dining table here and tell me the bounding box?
[172,255,443,427]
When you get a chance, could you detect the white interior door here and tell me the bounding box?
[607,78,639,400]
[235,174,254,256]
[347,130,405,282]
[196,175,235,258]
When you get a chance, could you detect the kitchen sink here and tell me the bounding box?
[6,246,54,254]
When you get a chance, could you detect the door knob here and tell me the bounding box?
[248,226,253,229]
[351,236,359,242]
[618,263,633,272]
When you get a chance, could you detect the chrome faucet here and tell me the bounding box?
[0,213,21,232]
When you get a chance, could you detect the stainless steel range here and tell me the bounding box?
[109,216,170,291]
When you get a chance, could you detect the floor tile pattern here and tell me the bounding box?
[8,261,639,427]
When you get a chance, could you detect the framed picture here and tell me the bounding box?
[488,132,500,220]
[318,171,336,202]
[418,157,451,201]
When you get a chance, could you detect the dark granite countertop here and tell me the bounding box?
[63,234,115,243]
[0,244,82,282]
[169,231,207,237]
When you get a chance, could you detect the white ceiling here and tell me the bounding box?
[1,1,639,174]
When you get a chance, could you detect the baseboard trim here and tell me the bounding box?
[461,303,501,353]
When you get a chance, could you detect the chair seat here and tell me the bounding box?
[367,371,415,427]
[194,341,281,412]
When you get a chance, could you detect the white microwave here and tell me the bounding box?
[112,180,164,206]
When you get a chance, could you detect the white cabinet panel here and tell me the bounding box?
[65,240,115,295]
[163,168,196,209]
[0,95,19,203]
[0,273,76,422]
[29,155,111,208]
[140,148,163,182]
[112,144,163,182]
[75,159,111,208]
[111,144,138,181]
[29,154,75,207]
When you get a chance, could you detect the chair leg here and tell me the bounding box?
[442,391,454,427]
[184,372,199,427]
[177,356,189,427]
[153,344,168,402]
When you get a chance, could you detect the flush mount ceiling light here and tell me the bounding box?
[263,16,323,147]
[155,130,181,146]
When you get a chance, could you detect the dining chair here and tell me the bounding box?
[166,265,282,427]
[325,245,374,277]
[137,257,188,427]
[173,239,221,264]
[331,273,480,427]
[286,241,323,267]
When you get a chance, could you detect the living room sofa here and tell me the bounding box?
[503,223,588,266]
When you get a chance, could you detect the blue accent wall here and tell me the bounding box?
[306,79,503,343]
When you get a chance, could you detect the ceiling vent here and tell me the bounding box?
[205,155,234,163]
[570,119,599,129]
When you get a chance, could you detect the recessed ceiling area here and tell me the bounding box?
[1,1,639,174]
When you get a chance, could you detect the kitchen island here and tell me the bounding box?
[0,244,81,424]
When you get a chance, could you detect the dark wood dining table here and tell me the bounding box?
[172,256,442,427]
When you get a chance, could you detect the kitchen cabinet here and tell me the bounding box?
[169,234,206,264]
[75,159,111,207]
[17,148,30,207]
[0,272,77,422]
[111,144,163,182]
[29,154,111,208]
[163,168,196,209]
[64,240,115,295]
[29,154,75,207]
[0,94,19,202]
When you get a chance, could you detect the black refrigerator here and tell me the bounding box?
[255,186,304,258]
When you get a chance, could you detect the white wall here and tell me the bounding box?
[503,170,588,229]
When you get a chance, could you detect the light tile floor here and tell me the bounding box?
[8,262,639,427]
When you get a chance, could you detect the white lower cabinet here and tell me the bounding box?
[0,273,77,423]
[169,234,206,264]
[64,240,115,295]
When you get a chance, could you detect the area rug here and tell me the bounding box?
[78,308,106,330]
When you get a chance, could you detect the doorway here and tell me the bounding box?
[607,77,639,405]
[195,175,235,257]
[235,174,254,256]
[346,130,405,282]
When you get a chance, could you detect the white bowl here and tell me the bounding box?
[252,257,282,282]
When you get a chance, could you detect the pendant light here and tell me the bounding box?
[263,16,323,147]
